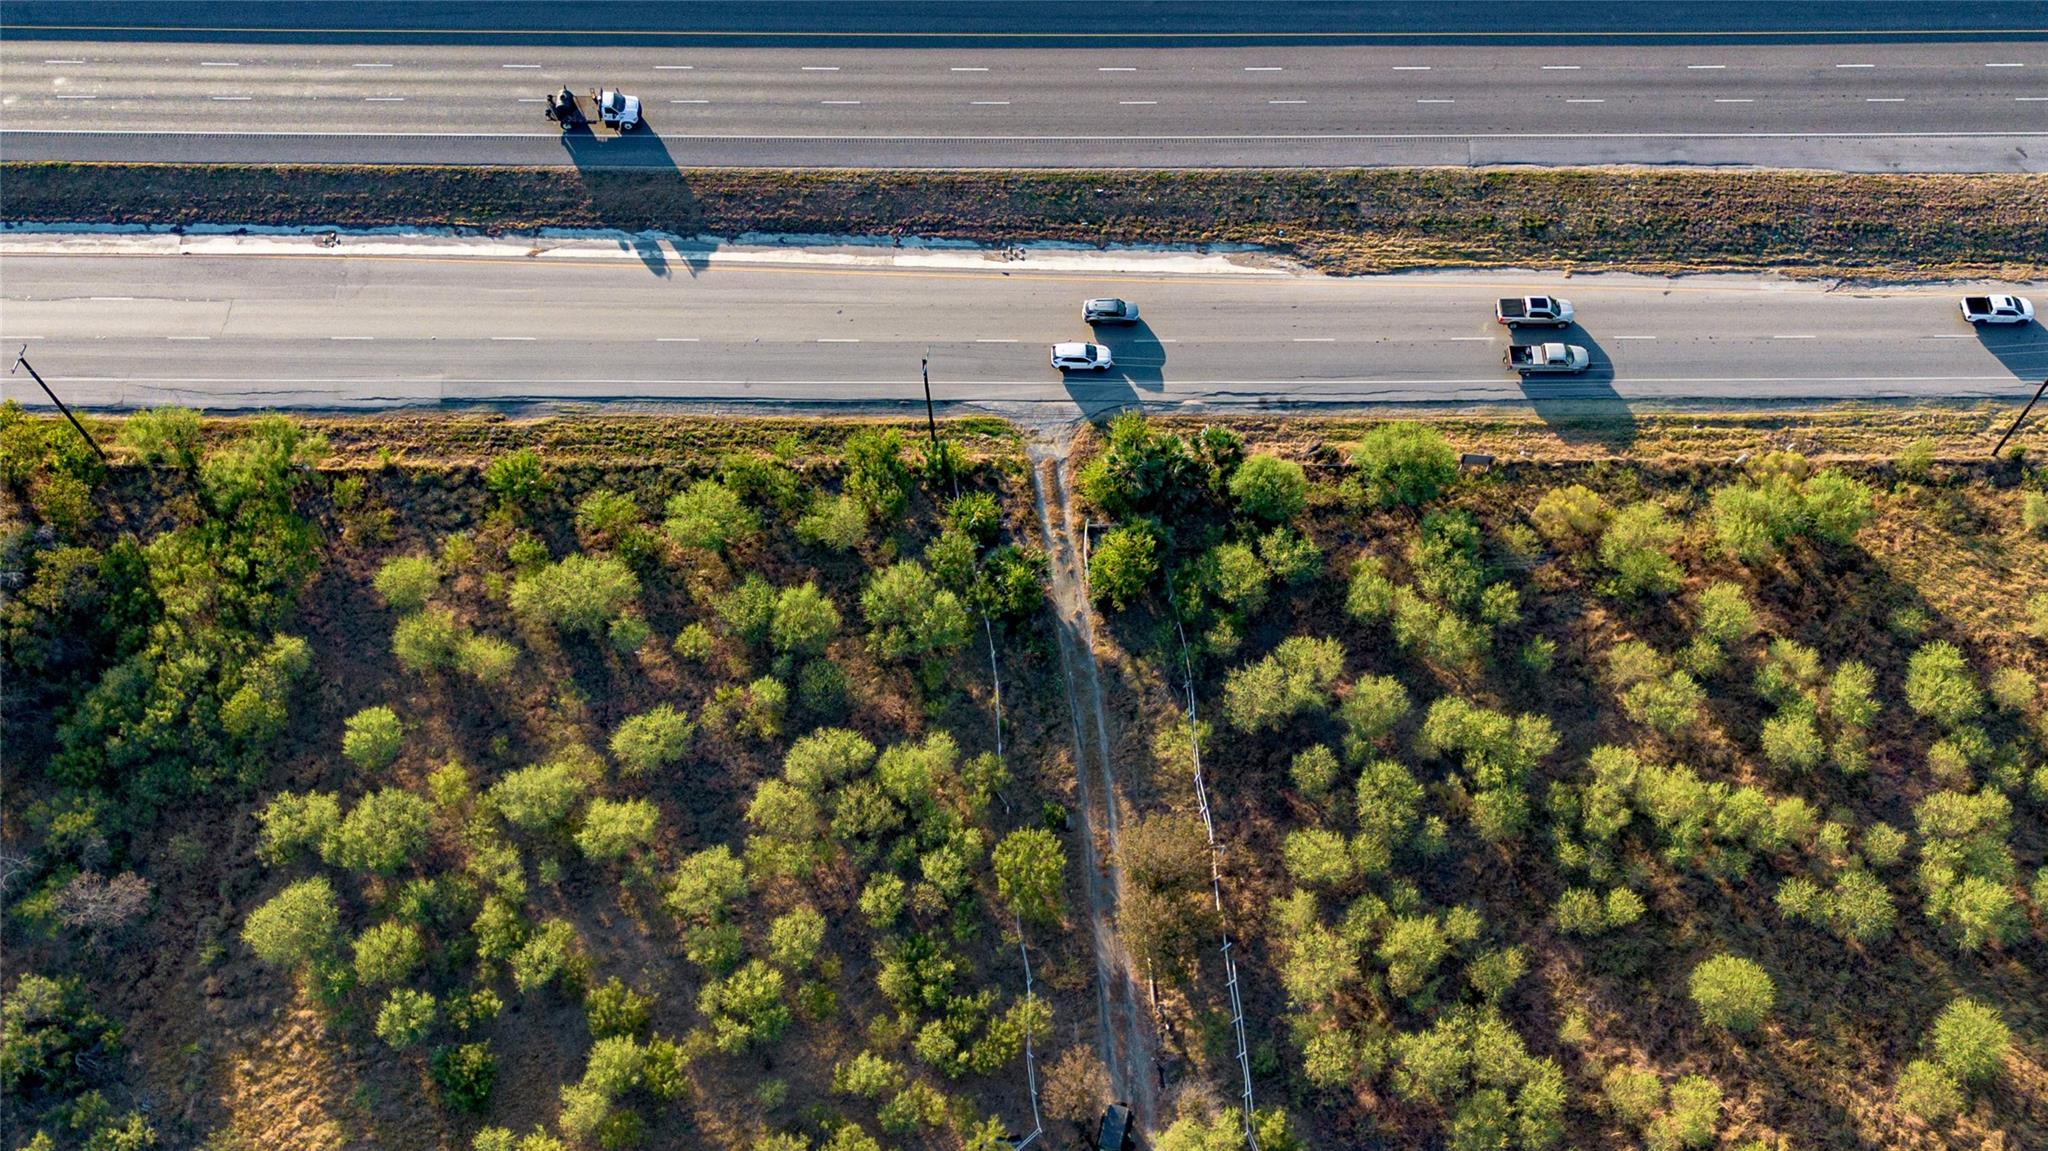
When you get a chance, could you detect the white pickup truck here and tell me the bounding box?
[1506,342,1590,374]
[1960,295,2035,325]
[1496,296,1574,328]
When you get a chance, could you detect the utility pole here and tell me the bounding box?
[10,347,107,462]
[1992,377,2048,458]
[920,355,939,454]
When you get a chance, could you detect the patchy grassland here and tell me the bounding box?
[7,163,2047,279]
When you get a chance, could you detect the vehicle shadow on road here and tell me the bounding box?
[1098,319,1167,394]
[1974,321,2048,390]
[556,117,689,278]
[1060,369,1140,421]
[1513,327,1637,449]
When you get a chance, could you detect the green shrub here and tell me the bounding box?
[1205,541,1269,616]
[767,905,828,971]
[771,582,841,655]
[1897,1059,1963,1121]
[120,406,203,470]
[431,1042,499,1112]
[1988,667,2037,712]
[373,555,439,612]
[489,756,592,831]
[844,429,912,522]
[511,920,579,995]
[322,788,431,874]
[1221,636,1346,732]
[1694,582,1754,647]
[1087,524,1158,611]
[1760,711,1824,771]
[1687,954,1774,1033]
[394,607,464,672]
[0,974,120,1096]
[1530,483,1608,551]
[342,705,404,770]
[1229,454,1309,522]
[242,877,340,969]
[1258,526,1323,585]
[353,920,423,987]
[2031,592,2048,640]
[584,977,653,1041]
[993,828,1067,925]
[1602,1065,1663,1126]
[664,480,759,553]
[1905,642,1983,728]
[2022,491,2048,535]
[376,988,436,1050]
[257,790,341,864]
[666,845,747,925]
[699,959,791,1052]
[455,634,519,683]
[861,562,971,664]
[610,704,695,775]
[509,555,641,636]
[1598,502,1683,598]
[1290,745,1342,799]
[576,798,660,861]
[1930,998,2009,1085]
[1649,1074,1722,1150]
[1351,425,1458,508]
[484,449,548,511]
[795,492,869,551]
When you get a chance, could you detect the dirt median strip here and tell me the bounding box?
[5,162,2045,280]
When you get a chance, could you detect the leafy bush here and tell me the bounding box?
[1905,642,1983,728]
[664,480,759,553]
[1088,523,1158,611]
[610,704,695,775]
[373,555,439,612]
[257,790,341,864]
[342,705,404,770]
[1711,462,1874,563]
[488,756,592,831]
[795,493,869,551]
[1351,425,1458,508]
[484,449,549,511]
[393,607,464,672]
[242,877,340,969]
[1602,1065,1663,1125]
[431,1042,499,1112]
[576,798,660,861]
[771,582,841,656]
[456,633,519,683]
[1987,666,2036,713]
[700,959,791,1052]
[1290,745,1342,799]
[511,920,579,994]
[1930,998,2009,1085]
[1530,484,1608,550]
[993,828,1068,925]
[0,973,120,1096]
[509,555,641,636]
[1598,502,1683,598]
[666,845,747,925]
[1649,1075,1722,1150]
[325,788,431,874]
[861,562,971,665]
[120,406,203,470]
[1221,636,1346,732]
[1229,454,1309,522]
[353,920,423,987]
[374,988,435,1050]
[1687,954,1774,1033]
[845,429,913,522]
[1897,1058,1963,1121]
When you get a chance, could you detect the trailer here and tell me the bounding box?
[544,87,642,133]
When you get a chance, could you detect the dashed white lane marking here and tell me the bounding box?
[1417,98,1455,103]
[491,336,536,341]
[2018,96,2048,101]
[1119,100,1157,105]
[1293,337,1335,342]
[671,99,710,104]
[820,100,861,105]
[199,61,240,67]
[1098,67,1136,71]
[166,335,211,340]
[1268,99,1306,104]
[1542,65,1581,70]
[1835,63,1876,69]
[44,59,86,64]
[352,63,393,68]
[54,94,98,99]
[802,66,839,71]
[1985,62,2025,68]
[1566,98,1605,103]
[1867,97,1905,102]
[516,97,544,102]
[1244,66,1283,71]
[818,338,860,343]
[1773,334,1817,339]
[950,67,989,72]
[1714,98,1755,103]
[331,336,374,340]
[1614,335,1658,340]
[211,95,252,101]
[656,337,699,342]
[1688,64,1727,69]
[1924,334,1976,339]
[1392,65,1432,71]
[654,65,693,70]
[1446,336,1494,341]
[364,96,405,102]
[500,64,541,69]
[971,100,1010,105]
[975,338,1018,343]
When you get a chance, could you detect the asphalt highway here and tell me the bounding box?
[4,39,2044,170]
[3,240,2042,418]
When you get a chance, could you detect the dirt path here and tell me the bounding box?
[1029,432,1161,1132]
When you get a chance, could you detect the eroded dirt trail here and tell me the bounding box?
[1028,433,1161,1131]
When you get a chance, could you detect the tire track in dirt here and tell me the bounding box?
[1029,431,1161,1132]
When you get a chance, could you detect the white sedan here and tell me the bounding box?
[1051,342,1114,372]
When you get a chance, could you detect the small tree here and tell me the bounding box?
[1598,502,1683,598]
[1530,484,1608,550]
[394,607,464,672]
[373,554,439,612]
[243,877,340,969]
[610,704,695,775]
[664,480,760,553]
[488,756,592,831]
[1229,454,1309,523]
[1897,1059,1963,1121]
[575,797,660,862]
[324,788,431,874]
[861,562,970,665]
[1351,425,1457,508]
[342,706,404,770]
[508,555,641,637]
[484,448,549,511]
[1221,636,1346,732]
[431,1041,499,1112]
[992,828,1067,926]
[768,905,828,971]
[1905,642,1983,728]
[353,920,423,987]
[666,845,747,925]
[1041,1045,1110,1127]
[1088,524,1158,611]
[771,582,842,656]
[1929,998,2009,1086]
[375,988,435,1050]
[1687,954,1775,1034]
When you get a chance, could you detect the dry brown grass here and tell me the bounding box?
[8,163,2046,279]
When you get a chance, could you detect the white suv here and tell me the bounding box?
[1051,342,1114,372]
